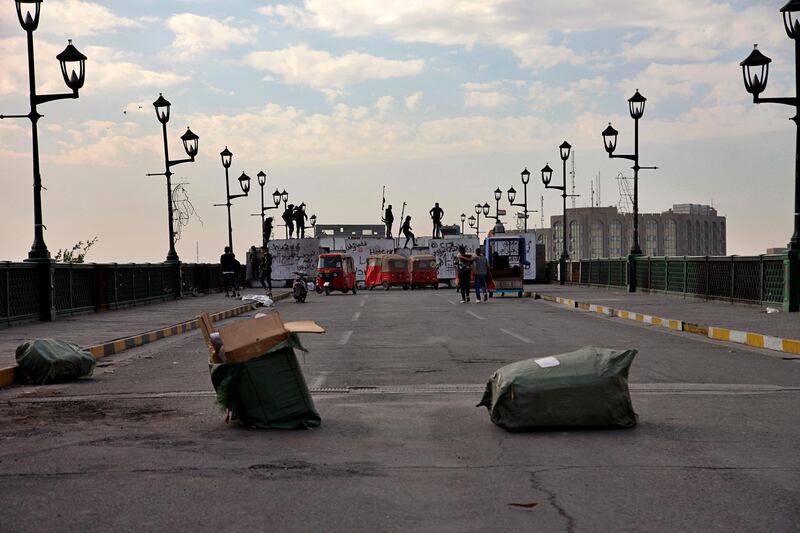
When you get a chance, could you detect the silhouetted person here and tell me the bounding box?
[248,245,259,287]
[456,245,473,303]
[259,246,273,295]
[383,204,394,238]
[473,246,489,302]
[263,216,274,246]
[401,216,416,248]
[430,202,444,239]
[220,246,240,297]
[282,204,295,239]
[294,203,308,238]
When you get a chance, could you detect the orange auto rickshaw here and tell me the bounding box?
[408,254,439,289]
[315,253,357,295]
[365,254,411,290]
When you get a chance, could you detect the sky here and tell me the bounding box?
[0,0,797,262]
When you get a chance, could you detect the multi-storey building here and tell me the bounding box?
[536,204,726,261]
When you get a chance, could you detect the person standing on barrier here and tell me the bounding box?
[294,203,308,238]
[456,245,473,303]
[259,246,273,296]
[473,246,489,302]
[383,204,394,239]
[282,204,295,239]
[401,216,417,248]
[429,202,444,239]
[220,246,240,297]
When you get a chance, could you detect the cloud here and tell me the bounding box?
[167,13,258,60]
[527,76,610,111]
[405,91,423,110]
[244,44,425,91]
[374,95,395,114]
[31,0,139,36]
[463,80,525,109]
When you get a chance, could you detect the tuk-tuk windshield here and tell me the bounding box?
[319,256,342,269]
[387,259,407,271]
[415,260,437,270]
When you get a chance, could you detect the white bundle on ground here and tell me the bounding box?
[240,295,274,306]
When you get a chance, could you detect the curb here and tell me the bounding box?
[0,292,291,389]
[535,292,799,356]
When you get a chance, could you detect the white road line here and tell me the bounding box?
[466,310,487,321]
[359,300,366,307]
[308,371,329,389]
[447,300,457,306]
[352,311,361,322]
[338,330,353,345]
[500,328,532,344]
[363,294,369,299]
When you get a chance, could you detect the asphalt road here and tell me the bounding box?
[1,288,799,532]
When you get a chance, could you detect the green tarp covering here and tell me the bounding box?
[478,347,637,431]
[15,339,96,385]
[210,335,320,429]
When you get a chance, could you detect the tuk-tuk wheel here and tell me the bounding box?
[403,285,409,290]
[517,291,522,298]
[434,284,439,290]
[489,292,494,298]
[352,285,357,295]
[325,287,330,296]
[383,282,390,291]
[369,285,374,291]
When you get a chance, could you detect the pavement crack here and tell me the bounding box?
[529,470,576,533]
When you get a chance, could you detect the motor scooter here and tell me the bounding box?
[293,271,308,303]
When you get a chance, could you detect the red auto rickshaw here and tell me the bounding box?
[409,254,439,289]
[365,254,411,290]
[315,253,357,295]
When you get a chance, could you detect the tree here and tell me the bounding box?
[54,237,98,263]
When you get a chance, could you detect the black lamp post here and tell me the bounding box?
[145,94,199,262]
[250,170,281,247]
[280,190,290,238]
[602,90,658,290]
[542,141,579,285]
[1,0,87,261]
[460,213,466,234]
[213,147,250,255]
[508,167,538,232]
[493,187,503,221]
[741,1,800,311]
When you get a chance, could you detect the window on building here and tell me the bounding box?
[644,220,659,256]
[704,221,710,256]
[625,223,633,253]
[609,221,622,257]
[568,221,582,259]
[590,222,604,258]
[711,222,718,255]
[696,221,702,254]
[686,220,693,255]
[553,222,562,260]
[664,219,677,256]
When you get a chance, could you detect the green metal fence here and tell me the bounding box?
[547,255,786,306]
[0,262,226,325]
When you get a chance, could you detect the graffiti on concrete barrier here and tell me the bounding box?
[268,238,321,280]
[426,237,479,279]
[345,238,395,280]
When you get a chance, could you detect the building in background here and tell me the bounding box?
[536,204,726,261]
[314,224,386,238]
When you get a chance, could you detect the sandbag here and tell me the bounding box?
[15,339,96,385]
[210,335,320,429]
[477,347,637,431]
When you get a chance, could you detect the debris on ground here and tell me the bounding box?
[241,294,274,306]
[15,339,96,385]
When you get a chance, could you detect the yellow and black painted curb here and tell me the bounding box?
[534,292,800,356]
[0,292,291,388]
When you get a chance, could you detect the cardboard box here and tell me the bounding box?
[199,311,324,364]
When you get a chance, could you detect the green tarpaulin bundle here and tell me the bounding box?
[477,347,638,431]
[15,339,96,385]
[210,335,320,429]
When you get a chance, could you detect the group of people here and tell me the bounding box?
[382,202,445,248]
[220,245,274,298]
[281,203,309,239]
[455,245,490,303]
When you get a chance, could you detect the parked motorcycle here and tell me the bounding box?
[292,271,308,303]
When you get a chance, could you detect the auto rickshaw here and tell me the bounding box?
[315,253,357,295]
[365,254,411,290]
[408,254,439,289]
[485,235,528,297]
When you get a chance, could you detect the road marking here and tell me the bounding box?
[466,310,487,321]
[338,330,353,345]
[359,300,366,307]
[352,311,361,322]
[500,328,532,344]
[308,371,329,389]
[447,300,457,306]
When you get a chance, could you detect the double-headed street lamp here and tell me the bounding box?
[250,170,281,247]
[468,202,491,237]
[146,94,199,262]
[542,141,578,286]
[508,167,538,232]
[741,1,800,311]
[1,0,87,261]
[602,91,658,261]
[214,147,250,255]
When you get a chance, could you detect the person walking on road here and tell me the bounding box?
[429,203,444,239]
[220,246,240,297]
[401,215,417,248]
[259,246,273,295]
[456,245,473,303]
[282,204,295,239]
[294,203,308,238]
[473,246,489,302]
[383,204,394,239]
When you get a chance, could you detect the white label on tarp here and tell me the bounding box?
[534,356,560,368]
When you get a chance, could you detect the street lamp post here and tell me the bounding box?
[460,213,466,235]
[602,90,658,292]
[280,190,289,238]
[213,147,250,255]
[146,94,199,262]
[741,1,800,311]
[542,141,578,285]
[250,170,281,247]
[508,167,538,232]
[1,1,87,262]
